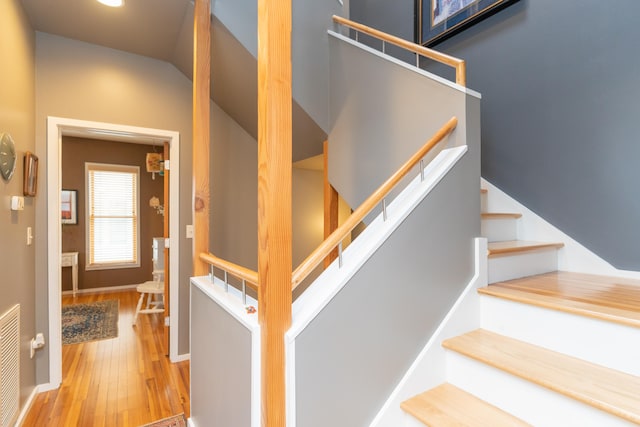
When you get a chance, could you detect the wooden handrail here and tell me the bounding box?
[291,116,458,290]
[199,252,259,291]
[332,15,466,87]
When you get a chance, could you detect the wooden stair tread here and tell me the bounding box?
[481,212,522,219]
[443,329,640,424]
[479,272,640,327]
[480,188,488,194]
[487,240,564,257]
[401,383,530,427]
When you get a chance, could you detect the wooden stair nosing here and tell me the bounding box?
[478,285,640,328]
[443,329,640,424]
[487,240,564,257]
[494,271,640,308]
[481,212,522,219]
[479,271,640,328]
[401,383,531,427]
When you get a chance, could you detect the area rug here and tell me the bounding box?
[140,413,187,427]
[61,300,119,345]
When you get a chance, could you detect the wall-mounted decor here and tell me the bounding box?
[416,0,520,47]
[61,189,78,225]
[23,152,39,196]
[0,132,17,181]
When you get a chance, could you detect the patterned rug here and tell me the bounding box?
[62,300,119,345]
[140,413,187,427]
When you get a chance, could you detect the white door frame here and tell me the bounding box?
[46,116,181,389]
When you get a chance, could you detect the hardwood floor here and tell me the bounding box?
[23,290,190,427]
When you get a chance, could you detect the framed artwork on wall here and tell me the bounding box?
[416,0,520,47]
[61,189,78,225]
[23,151,39,196]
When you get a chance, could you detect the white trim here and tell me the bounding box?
[189,276,261,427]
[15,385,39,426]
[171,353,191,363]
[288,146,468,337]
[368,238,487,427]
[482,178,640,281]
[61,283,138,295]
[46,117,182,388]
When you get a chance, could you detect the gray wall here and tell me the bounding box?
[295,113,480,426]
[34,32,194,376]
[328,32,471,209]
[211,0,348,133]
[0,0,37,411]
[33,32,259,380]
[352,0,640,270]
[190,284,252,427]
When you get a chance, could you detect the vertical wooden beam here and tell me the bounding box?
[257,0,292,425]
[323,140,339,268]
[193,0,211,276]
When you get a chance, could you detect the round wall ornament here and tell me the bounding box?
[0,132,17,181]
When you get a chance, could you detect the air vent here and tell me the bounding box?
[0,305,20,427]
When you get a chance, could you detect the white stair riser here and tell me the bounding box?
[403,413,428,427]
[446,351,637,427]
[480,296,640,376]
[481,218,518,242]
[481,191,488,213]
[488,250,558,283]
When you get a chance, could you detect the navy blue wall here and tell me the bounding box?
[351,0,640,270]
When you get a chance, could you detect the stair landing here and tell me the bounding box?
[479,271,640,328]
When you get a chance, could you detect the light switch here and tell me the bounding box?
[186,225,194,238]
[11,196,24,211]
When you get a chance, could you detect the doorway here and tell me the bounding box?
[46,117,181,389]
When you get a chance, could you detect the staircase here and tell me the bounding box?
[400,187,640,426]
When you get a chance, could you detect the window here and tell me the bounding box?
[86,163,140,270]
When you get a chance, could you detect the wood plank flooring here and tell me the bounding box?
[23,290,189,427]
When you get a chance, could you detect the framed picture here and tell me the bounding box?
[23,151,38,196]
[417,0,520,46]
[61,189,78,225]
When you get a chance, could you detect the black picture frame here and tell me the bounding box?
[416,0,519,47]
[61,189,78,225]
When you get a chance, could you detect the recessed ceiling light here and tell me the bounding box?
[97,0,124,7]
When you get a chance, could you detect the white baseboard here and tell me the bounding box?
[15,382,58,426]
[482,178,640,281]
[171,352,190,363]
[368,238,487,427]
[61,284,138,295]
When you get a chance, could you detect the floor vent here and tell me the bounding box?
[0,304,20,427]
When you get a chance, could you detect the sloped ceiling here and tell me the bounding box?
[20,0,325,161]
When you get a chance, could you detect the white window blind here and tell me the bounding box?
[86,163,140,270]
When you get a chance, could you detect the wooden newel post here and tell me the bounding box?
[193,0,211,277]
[257,0,293,425]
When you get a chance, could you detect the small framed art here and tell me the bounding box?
[23,151,39,196]
[61,189,78,225]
